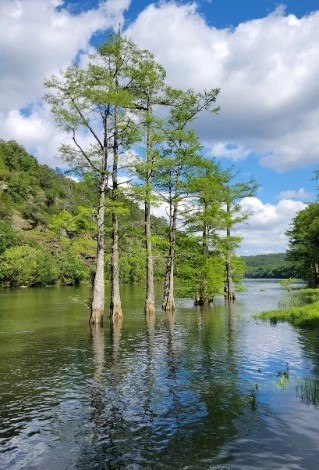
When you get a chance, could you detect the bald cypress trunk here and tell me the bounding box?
[225,203,235,303]
[110,211,122,319]
[110,107,122,320]
[144,100,155,315]
[194,200,210,306]
[162,199,177,311]
[145,197,155,314]
[90,174,107,325]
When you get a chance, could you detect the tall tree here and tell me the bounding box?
[185,161,226,305]
[219,175,257,302]
[155,88,220,310]
[44,35,141,325]
[131,57,168,315]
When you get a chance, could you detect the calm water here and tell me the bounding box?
[1,280,319,469]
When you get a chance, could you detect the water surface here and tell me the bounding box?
[1,280,319,469]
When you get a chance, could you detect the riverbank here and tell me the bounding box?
[256,288,319,327]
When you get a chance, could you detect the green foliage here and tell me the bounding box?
[50,206,95,237]
[242,253,299,279]
[0,245,58,287]
[280,277,295,291]
[119,245,145,284]
[0,140,170,288]
[286,202,319,286]
[0,140,82,228]
[57,248,88,286]
[175,233,224,302]
[257,300,319,327]
[0,221,21,255]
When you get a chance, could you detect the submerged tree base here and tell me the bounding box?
[145,301,155,315]
[194,295,215,306]
[90,308,104,326]
[109,304,123,321]
[224,293,236,302]
[162,298,175,312]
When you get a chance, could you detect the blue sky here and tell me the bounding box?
[0,0,318,253]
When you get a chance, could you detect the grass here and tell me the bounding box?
[256,288,319,327]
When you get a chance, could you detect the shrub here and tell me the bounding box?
[0,220,21,255]
[57,249,88,285]
[0,245,58,287]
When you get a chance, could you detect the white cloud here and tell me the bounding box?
[0,0,130,112]
[126,2,319,172]
[152,195,306,255]
[278,187,312,201]
[0,105,65,166]
[236,197,306,254]
[208,142,252,161]
[0,0,130,164]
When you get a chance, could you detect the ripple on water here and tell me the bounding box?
[1,282,319,469]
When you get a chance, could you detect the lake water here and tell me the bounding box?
[1,279,319,469]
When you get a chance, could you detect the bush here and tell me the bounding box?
[0,220,21,255]
[0,245,58,287]
[57,249,88,285]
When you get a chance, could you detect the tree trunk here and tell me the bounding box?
[225,219,235,303]
[194,286,210,306]
[225,257,235,302]
[110,211,122,319]
[194,201,210,306]
[162,199,177,311]
[110,107,122,320]
[144,100,155,315]
[145,197,155,314]
[90,175,107,325]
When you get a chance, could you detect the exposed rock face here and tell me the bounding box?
[11,211,33,230]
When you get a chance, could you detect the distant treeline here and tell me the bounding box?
[242,253,299,279]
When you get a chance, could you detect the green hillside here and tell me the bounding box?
[0,140,167,287]
[242,253,299,279]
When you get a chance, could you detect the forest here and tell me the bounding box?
[242,253,298,279]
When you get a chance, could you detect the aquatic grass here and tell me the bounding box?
[296,377,319,408]
[278,295,302,309]
[256,300,319,327]
[255,288,319,327]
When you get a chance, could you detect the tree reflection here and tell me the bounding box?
[90,324,105,445]
[110,315,122,365]
[82,319,126,468]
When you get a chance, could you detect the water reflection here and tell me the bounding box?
[1,282,319,468]
[90,324,105,445]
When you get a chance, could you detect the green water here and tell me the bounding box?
[1,280,319,469]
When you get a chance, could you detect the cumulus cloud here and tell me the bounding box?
[126,2,319,172]
[0,105,65,166]
[0,0,130,112]
[278,187,312,201]
[235,197,306,254]
[0,0,130,164]
[150,195,306,255]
